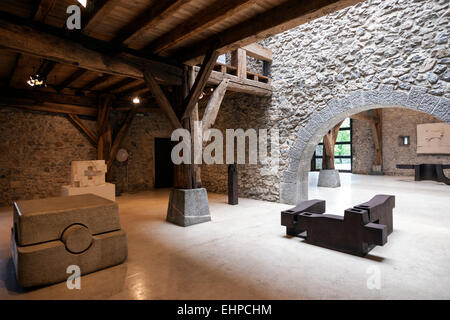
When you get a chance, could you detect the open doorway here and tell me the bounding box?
[154,138,174,188]
[311,118,353,173]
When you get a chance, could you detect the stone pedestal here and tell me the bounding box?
[166,188,211,227]
[62,183,116,201]
[318,169,341,188]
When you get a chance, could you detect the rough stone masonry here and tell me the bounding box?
[201,0,450,203]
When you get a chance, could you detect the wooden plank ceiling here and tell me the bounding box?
[0,0,363,116]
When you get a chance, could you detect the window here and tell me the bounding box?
[311,118,352,172]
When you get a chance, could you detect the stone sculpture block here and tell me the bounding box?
[11,194,127,287]
[71,160,107,188]
[62,183,116,202]
[318,169,341,188]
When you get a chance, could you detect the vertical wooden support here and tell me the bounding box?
[370,109,383,173]
[228,164,238,205]
[97,95,112,162]
[322,121,344,170]
[231,48,247,79]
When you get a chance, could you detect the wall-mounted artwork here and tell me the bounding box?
[417,123,450,154]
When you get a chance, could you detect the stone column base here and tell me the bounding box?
[371,165,384,175]
[318,169,341,188]
[166,188,211,227]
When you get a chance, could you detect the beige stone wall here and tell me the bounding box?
[351,108,450,175]
[381,108,450,175]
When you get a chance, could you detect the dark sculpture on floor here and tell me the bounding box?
[397,164,450,185]
[281,195,395,256]
[228,164,238,205]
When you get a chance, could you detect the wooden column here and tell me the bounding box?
[322,121,344,170]
[231,48,247,79]
[370,109,383,173]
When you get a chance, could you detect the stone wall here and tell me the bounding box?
[202,0,450,203]
[381,108,450,175]
[0,107,97,205]
[0,107,172,206]
[352,108,450,175]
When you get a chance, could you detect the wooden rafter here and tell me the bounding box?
[113,0,193,45]
[145,0,259,54]
[176,0,363,63]
[0,15,184,85]
[83,0,123,35]
[79,74,113,92]
[118,83,148,97]
[57,69,89,91]
[0,88,157,116]
[102,78,137,93]
[33,0,57,23]
[97,95,113,161]
[68,113,98,147]
[143,70,182,129]
[182,48,219,120]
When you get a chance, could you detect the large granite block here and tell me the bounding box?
[166,188,211,227]
[318,169,341,188]
[11,194,127,287]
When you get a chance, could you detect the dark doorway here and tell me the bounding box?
[154,138,174,188]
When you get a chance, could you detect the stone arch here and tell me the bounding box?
[280,85,450,205]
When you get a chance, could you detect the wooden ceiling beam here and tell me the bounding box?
[145,0,258,54]
[182,48,219,120]
[0,15,184,85]
[79,74,114,92]
[113,0,193,45]
[175,0,364,63]
[33,0,57,23]
[0,88,158,114]
[101,78,137,93]
[83,0,123,36]
[57,69,89,91]
[118,83,148,97]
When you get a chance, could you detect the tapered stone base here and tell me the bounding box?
[166,188,211,227]
[318,169,341,188]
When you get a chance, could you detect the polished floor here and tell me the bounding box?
[0,173,449,299]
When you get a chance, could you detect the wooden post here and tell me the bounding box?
[228,164,238,205]
[370,109,383,173]
[231,48,247,79]
[322,121,344,170]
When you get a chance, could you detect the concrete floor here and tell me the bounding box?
[0,173,449,299]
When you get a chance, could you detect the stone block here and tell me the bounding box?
[318,169,341,188]
[419,94,440,114]
[11,194,127,287]
[71,160,107,188]
[166,188,211,227]
[61,183,116,202]
[431,98,450,123]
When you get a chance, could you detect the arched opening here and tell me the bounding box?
[281,86,450,205]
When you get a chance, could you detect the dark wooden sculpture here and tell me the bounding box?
[281,195,395,256]
[228,164,238,205]
[397,164,450,185]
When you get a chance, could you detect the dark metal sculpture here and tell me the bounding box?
[281,195,395,256]
[397,164,450,185]
[228,164,238,205]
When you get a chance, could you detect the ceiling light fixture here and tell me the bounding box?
[132,97,141,104]
[27,74,47,88]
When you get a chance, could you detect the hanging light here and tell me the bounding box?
[27,74,47,88]
[77,0,88,8]
[132,97,141,104]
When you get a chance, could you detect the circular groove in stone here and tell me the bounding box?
[61,224,93,254]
